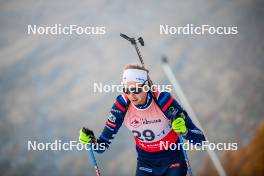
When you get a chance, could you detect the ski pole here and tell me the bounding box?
[88,144,101,176]
[161,56,227,176]
[178,136,193,176]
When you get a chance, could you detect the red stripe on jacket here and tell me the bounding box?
[106,121,117,128]
[115,101,126,112]
[162,97,173,112]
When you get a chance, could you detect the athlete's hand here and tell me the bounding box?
[79,127,96,144]
[172,117,188,135]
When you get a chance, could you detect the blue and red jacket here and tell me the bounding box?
[96,91,205,159]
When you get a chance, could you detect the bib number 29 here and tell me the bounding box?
[132,129,155,141]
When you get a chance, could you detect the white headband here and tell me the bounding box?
[122,69,148,84]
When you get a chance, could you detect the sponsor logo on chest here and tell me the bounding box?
[129,115,162,128]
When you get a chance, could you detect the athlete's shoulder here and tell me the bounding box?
[155,91,173,105]
[116,94,129,106]
[111,94,129,113]
[153,90,184,114]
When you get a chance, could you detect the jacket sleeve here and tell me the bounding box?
[95,95,128,153]
[156,91,206,144]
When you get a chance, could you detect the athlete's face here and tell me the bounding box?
[123,81,148,105]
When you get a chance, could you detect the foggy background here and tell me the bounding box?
[0,0,263,175]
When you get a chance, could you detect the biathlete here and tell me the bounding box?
[79,64,205,176]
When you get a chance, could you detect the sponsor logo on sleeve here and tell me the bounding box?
[111,108,122,114]
[168,106,178,117]
[108,114,117,123]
